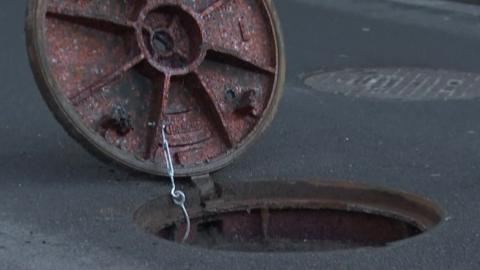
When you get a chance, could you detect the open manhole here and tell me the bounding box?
[134,181,443,252]
[25,2,442,254]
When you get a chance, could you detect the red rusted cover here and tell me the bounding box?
[26,0,285,177]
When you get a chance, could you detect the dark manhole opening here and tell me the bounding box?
[135,181,443,253]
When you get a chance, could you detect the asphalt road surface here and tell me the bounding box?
[1,0,480,269]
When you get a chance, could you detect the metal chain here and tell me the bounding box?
[161,125,191,243]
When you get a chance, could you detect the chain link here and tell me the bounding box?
[162,125,191,243]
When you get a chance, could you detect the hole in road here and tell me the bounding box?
[134,181,443,252]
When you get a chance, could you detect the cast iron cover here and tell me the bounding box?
[26,0,285,177]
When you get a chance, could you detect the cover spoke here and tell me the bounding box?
[144,75,171,159]
[200,0,230,17]
[69,55,144,105]
[206,45,276,75]
[192,72,234,147]
[46,3,134,32]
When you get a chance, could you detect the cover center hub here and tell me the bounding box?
[138,5,204,75]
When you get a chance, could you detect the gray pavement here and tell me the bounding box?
[1,0,480,269]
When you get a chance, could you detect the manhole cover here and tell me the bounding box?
[26,0,285,177]
[134,181,443,252]
[304,68,480,101]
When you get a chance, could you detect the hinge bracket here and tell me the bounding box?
[190,174,217,204]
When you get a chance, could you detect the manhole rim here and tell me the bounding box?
[134,180,444,252]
